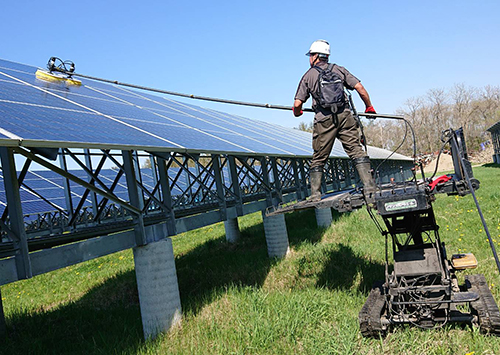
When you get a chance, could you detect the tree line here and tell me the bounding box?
[296,84,500,156]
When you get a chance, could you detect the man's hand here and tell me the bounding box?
[365,106,376,114]
[293,108,303,117]
[293,99,304,117]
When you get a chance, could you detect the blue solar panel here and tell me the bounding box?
[102,88,315,156]
[0,132,11,140]
[0,101,177,148]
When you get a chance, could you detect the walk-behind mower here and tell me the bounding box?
[358,127,500,337]
[267,124,500,337]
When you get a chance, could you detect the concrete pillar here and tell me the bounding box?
[0,288,5,338]
[224,218,241,243]
[315,207,333,228]
[133,238,182,339]
[261,211,289,258]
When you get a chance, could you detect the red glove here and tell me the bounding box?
[293,107,303,117]
[365,106,376,114]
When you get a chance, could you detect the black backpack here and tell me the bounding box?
[313,64,346,113]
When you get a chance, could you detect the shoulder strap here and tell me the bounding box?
[315,63,335,74]
[312,65,324,74]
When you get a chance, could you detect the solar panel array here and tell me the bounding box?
[0,58,410,160]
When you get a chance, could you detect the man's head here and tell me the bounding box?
[306,40,330,67]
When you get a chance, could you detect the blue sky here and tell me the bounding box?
[1,1,499,128]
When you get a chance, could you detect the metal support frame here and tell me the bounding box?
[58,149,75,224]
[1,157,31,223]
[122,150,147,246]
[298,160,308,197]
[329,159,340,191]
[156,154,176,236]
[291,159,303,200]
[228,155,243,216]
[14,147,140,215]
[343,160,352,187]
[0,145,413,285]
[84,149,99,219]
[270,157,283,206]
[0,148,32,279]
[259,157,273,207]
[211,154,227,221]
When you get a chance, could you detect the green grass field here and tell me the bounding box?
[1,164,500,354]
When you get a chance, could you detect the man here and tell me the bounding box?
[293,39,376,202]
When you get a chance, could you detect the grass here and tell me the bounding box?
[1,164,500,354]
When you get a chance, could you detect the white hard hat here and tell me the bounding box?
[306,40,330,57]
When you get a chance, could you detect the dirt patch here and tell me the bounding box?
[423,145,494,174]
[469,143,495,164]
[423,153,455,174]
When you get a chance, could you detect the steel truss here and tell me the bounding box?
[0,146,413,285]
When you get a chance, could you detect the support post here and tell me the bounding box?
[224,218,241,243]
[261,211,289,258]
[133,237,182,339]
[315,207,333,228]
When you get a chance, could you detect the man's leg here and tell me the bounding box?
[336,111,376,203]
[309,166,323,201]
[310,115,339,201]
[353,156,376,201]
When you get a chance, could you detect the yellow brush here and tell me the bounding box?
[35,69,82,86]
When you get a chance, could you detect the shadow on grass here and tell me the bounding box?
[2,271,143,355]
[2,219,276,354]
[482,163,500,168]
[317,243,385,293]
[285,208,342,247]
[175,223,273,315]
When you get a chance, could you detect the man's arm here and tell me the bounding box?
[293,99,303,117]
[354,82,375,112]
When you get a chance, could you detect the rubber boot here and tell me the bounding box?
[353,157,377,207]
[309,169,323,202]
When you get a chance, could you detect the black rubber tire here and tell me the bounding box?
[359,281,387,338]
[467,274,500,336]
